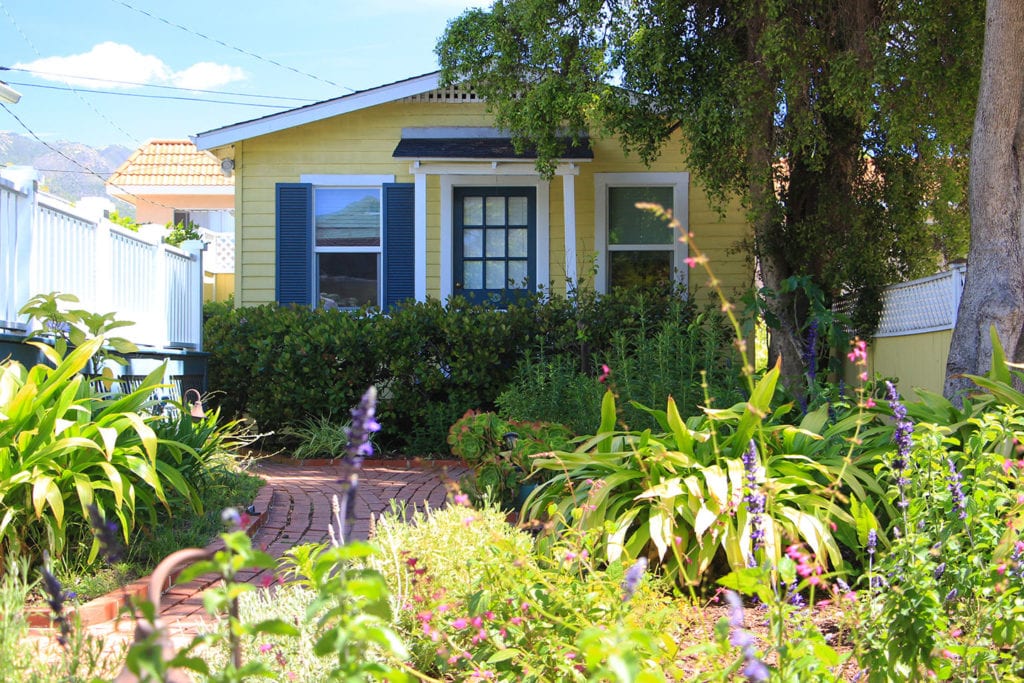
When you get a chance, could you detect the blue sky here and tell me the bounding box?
[0,0,483,149]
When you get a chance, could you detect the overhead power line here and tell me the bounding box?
[1,66,318,102]
[0,0,140,143]
[109,0,355,93]
[4,80,295,108]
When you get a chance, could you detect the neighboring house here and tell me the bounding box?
[106,139,235,301]
[192,72,752,310]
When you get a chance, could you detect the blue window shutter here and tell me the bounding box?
[383,183,415,308]
[275,183,313,306]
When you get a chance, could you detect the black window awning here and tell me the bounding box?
[392,136,593,160]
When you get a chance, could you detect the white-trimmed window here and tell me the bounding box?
[314,186,382,309]
[594,172,689,292]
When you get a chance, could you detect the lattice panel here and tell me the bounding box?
[202,230,235,274]
[875,266,966,337]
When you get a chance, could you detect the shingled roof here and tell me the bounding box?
[107,139,234,194]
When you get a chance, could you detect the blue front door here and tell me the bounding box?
[453,187,536,306]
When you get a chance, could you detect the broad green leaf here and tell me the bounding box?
[693,505,717,542]
[701,464,730,509]
[649,506,674,559]
[607,506,641,562]
[666,397,692,454]
[597,390,617,452]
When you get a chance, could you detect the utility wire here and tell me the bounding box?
[109,0,355,93]
[4,80,295,108]
[1,101,179,211]
[2,66,318,102]
[0,0,141,143]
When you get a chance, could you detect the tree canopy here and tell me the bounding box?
[438,0,983,383]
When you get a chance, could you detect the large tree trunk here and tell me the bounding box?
[945,0,1024,401]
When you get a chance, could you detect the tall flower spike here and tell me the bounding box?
[621,557,648,602]
[742,440,766,555]
[946,458,968,521]
[87,503,124,564]
[345,386,380,467]
[885,381,912,511]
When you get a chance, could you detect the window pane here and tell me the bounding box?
[319,252,378,308]
[485,229,506,257]
[485,260,506,289]
[485,196,505,225]
[464,228,483,258]
[609,250,673,289]
[464,261,483,290]
[508,196,528,225]
[508,228,528,258]
[508,260,528,287]
[608,186,674,245]
[315,188,380,247]
[463,197,484,226]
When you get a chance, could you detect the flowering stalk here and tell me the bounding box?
[40,552,73,649]
[741,440,766,560]
[621,557,648,602]
[885,381,913,518]
[725,590,769,682]
[333,386,381,545]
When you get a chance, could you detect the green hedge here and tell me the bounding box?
[204,286,723,454]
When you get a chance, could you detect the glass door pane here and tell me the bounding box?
[454,187,536,306]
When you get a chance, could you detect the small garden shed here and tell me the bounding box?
[192,72,752,309]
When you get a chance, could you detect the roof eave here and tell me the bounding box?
[192,72,443,150]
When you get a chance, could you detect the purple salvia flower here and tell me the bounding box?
[621,557,648,602]
[345,386,380,467]
[946,458,968,520]
[803,319,819,382]
[87,504,123,564]
[742,440,766,554]
[866,529,877,557]
[885,381,912,511]
[40,552,72,648]
[332,387,380,545]
[724,590,769,682]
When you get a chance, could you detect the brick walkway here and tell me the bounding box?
[54,459,466,649]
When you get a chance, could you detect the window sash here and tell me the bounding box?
[312,186,383,308]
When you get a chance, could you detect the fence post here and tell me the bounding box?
[179,239,207,351]
[950,263,967,329]
[154,243,170,348]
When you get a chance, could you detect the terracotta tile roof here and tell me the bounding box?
[107,139,234,189]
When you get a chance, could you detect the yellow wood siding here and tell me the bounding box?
[224,99,752,307]
[844,331,952,398]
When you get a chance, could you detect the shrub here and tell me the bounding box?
[202,285,742,454]
[497,309,745,435]
[447,410,574,508]
[368,500,680,680]
[204,304,384,435]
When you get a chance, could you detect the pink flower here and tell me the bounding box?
[684,256,698,268]
[452,617,469,629]
[598,364,611,383]
[259,643,274,654]
[847,339,868,363]
[454,493,470,506]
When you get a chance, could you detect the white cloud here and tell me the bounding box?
[14,42,245,90]
[172,62,246,90]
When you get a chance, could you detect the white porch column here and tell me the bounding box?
[562,171,577,286]
[414,171,427,301]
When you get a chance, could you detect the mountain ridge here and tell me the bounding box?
[0,131,132,203]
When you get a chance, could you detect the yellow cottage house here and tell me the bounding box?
[192,72,751,309]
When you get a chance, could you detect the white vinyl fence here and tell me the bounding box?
[0,169,203,350]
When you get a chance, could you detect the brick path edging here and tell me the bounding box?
[26,460,465,636]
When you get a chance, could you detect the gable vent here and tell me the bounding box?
[402,85,483,103]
